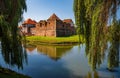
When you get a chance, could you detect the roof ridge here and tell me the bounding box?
[47,13,61,20]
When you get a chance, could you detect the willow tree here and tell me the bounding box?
[73,0,120,70]
[108,19,120,70]
[0,0,27,69]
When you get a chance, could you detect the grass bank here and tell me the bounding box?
[0,67,30,78]
[26,35,84,45]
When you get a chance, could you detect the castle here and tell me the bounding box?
[20,13,75,37]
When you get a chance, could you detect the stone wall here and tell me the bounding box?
[21,14,76,37]
[55,20,74,37]
[31,20,56,37]
[29,19,75,37]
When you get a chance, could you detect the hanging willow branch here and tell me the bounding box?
[0,0,27,69]
[73,0,120,70]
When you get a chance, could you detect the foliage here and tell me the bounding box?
[73,0,120,70]
[108,19,120,70]
[0,0,27,69]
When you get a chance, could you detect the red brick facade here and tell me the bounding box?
[20,13,75,37]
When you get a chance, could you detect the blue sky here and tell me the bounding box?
[117,8,120,20]
[23,0,74,22]
[23,0,120,23]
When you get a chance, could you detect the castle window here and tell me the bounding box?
[45,22,47,26]
[40,23,42,27]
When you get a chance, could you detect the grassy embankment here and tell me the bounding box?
[0,67,30,78]
[26,35,84,45]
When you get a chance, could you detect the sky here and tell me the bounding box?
[117,8,120,20]
[23,0,120,24]
[23,0,74,22]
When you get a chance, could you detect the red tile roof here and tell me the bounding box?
[63,19,73,23]
[23,18,36,25]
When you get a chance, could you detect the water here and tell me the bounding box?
[0,44,120,78]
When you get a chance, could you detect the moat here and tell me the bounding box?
[0,43,120,78]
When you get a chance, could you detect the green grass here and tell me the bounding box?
[26,35,84,45]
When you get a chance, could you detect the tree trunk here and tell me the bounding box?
[0,26,2,37]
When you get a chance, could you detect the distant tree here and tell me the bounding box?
[0,0,27,69]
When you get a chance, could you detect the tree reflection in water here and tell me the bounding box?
[85,71,99,78]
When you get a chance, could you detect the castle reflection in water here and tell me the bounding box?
[26,44,73,60]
